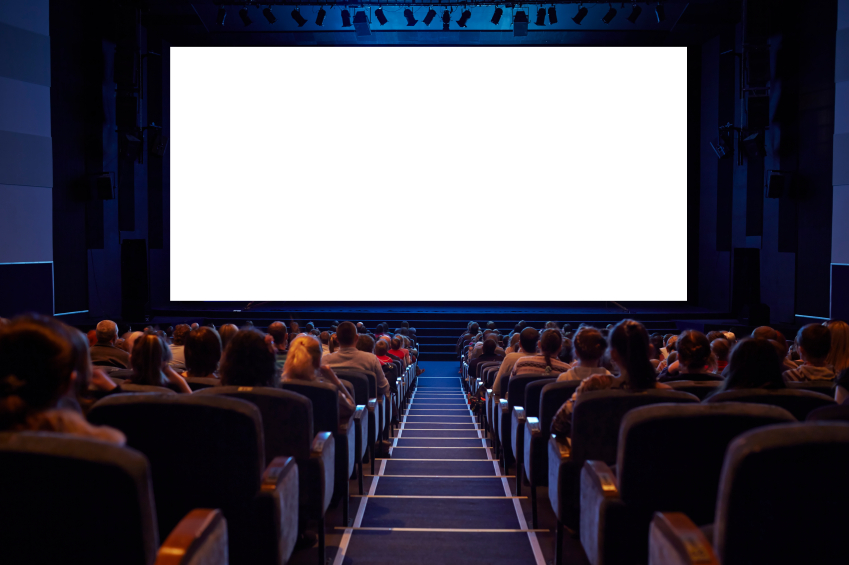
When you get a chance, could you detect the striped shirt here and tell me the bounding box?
[510,355,572,379]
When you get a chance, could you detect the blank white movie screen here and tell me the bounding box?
[170,46,687,302]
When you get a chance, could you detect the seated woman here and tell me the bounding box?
[557,326,610,382]
[219,328,277,387]
[0,314,124,444]
[182,326,222,380]
[551,319,670,438]
[708,337,786,397]
[127,334,192,393]
[282,335,356,420]
[511,329,572,380]
[374,339,394,365]
[658,330,721,382]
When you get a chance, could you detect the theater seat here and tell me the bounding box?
[0,431,228,565]
[88,394,298,565]
[120,383,178,394]
[335,370,374,493]
[196,386,334,565]
[704,388,835,420]
[499,375,557,472]
[510,377,555,496]
[580,403,795,565]
[666,380,722,400]
[785,380,835,395]
[805,403,849,422]
[184,376,221,391]
[548,389,699,565]
[648,423,849,565]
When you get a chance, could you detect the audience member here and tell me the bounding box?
[89,320,131,369]
[218,323,238,351]
[387,337,411,366]
[752,325,779,341]
[505,333,522,354]
[711,337,786,395]
[711,338,730,373]
[320,331,330,354]
[86,329,97,347]
[168,324,190,371]
[266,321,289,374]
[218,328,277,387]
[329,333,339,353]
[511,329,571,381]
[492,327,539,395]
[469,331,505,362]
[468,338,504,380]
[357,334,375,354]
[558,337,573,364]
[322,322,390,398]
[283,335,355,420]
[183,327,221,379]
[127,334,192,393]
[784,324,835,382]
[826,320,849,374]
[557,326,609,382]
[659,330,717,382]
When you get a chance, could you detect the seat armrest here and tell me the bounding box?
[338,408,356,434]
[526,416,542,439]
[580,461,624,565]
[649,512,719,565]
[582,460,619,498]
[549,434,571,463]
[353,405,366,422]
[255,456,299,565]
[311,431,333,457]
[155,509,228,565]
[367,398,376,413]
[513,406,526,423]
[499,397,509,414]
[261,456,298,493]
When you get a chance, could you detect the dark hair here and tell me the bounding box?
[559,338,573,364]
[718,338,785,392]
[797,323,831,361]
[218,324,239,351]
[390,337,402,350]
[706,330,725,342]
[329,334,339,353]
[375,340,388,356]
[710,338,730,361]
[609,319,656,390]
[130,334,169,387]
[752,326,779,341]
[0,315,75,430]
[357,334,375,353]
[172,324,191,346]
[336,321,358,347]
[185,327,222,378]
[305,322,315,332]
[519,327,540,354]
[267,322,288,348]
[539,329,562,368]
[676,330,712,371]
[482,338,497,356]
[469,323,480,335]
[401,321,410,329]
[319,331,330,345]
[573,326,607,361]
[220,329,276,387]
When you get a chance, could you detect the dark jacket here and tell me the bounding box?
[89,343,130,369]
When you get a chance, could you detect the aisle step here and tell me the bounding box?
[359,497,523,529]
[374,476,510,496]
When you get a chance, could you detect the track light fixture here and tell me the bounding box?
[375,8,388,25]
[535,7,546,26]
[291,8,307,26]
[262,6,277,24]
[602,4,617,24]
[626,4,641,23]
[572,5,588,25]
[655,2,666,22]
[341,9,351,27]
[353,10,371,35]
[423,8,437,25]
[548,6,557,24]
[491,7,503,24]
[316,7,326,26]
[513,9,529,36]
[238,7,252,26]
[216,6,227,26]
[442,9,450,30]
[457,9,471,27]
[404,9,418,26]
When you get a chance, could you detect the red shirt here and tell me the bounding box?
[376,354,393,365]
[388,349,407,360]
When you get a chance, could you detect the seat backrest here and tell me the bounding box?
[786,380,835,395]
[571,389,699,465]
[617,403,796,525]
[538,381,582,437]
[88,394,263,538]
[0,431,157,565]
[523,378,556,418]
[715,423,849,564]
[381,363,398,390]
[335,371,370,405]
[476,360,501,380]
[280,379,340,433]
[483,365,500,388]
[666,380,722,400]
[805,403,849,423]
[506,374,555,409]
[197,386,314,464]
[184,376,221,391]
[120,383,177,394]
[705,388,836,420]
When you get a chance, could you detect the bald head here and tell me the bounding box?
[95,320,119,344]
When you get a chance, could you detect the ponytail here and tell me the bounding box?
[609,319,656,390]
[539,329,562,370]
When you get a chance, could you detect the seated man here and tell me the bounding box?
[266,321,289,374]
[784,323,835,382]
[375,339,394,365]
[468,338,504,381]
[322,321,390,399]
[491,327,539,395]
[469,330,505,362]
[89,320,131,369]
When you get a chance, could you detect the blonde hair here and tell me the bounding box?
[826,320,849,373]
[283,335,322,381]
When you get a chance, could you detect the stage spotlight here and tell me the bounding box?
[626,4,641,23]
[341,9,352,27]
[316,7,326,26]
[535,8,546,26]
[238,7,252,26]
[548,6,557,24]
[572,5,588,24]
[491,7,503,24]
[353,10,371,35]
[404,9,418,26]
[513,9,529,36]
[457,9,471,27]
[423,8,436,25]
[215,7,226,26]
[375,8,388,25]
[602,5,617,24]
[262,7,277,24]
[442,9,450,30]
[291,9,307,27]
[655,3,666,22]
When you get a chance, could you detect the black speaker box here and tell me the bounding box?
[121,239,148,321]
[732,248,760,315]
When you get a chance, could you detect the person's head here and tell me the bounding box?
[482,338,497,356]
[711,338,730,362]
[665,335,678,352]
[539,329,562,367]
[0,315,77,430]
[721,338,785,391]
[826,320,849,373]
[218,324,238,351]
[320,331,330,345]
[329,333,339,353]
[305,322,315,333]
[336,322,358,347]
[375,340,388,356]
[390,337,402,351]
[86,329,97,347]
[401,321,410,329]
[130,334,168,387]
[95,320,119,345]
[795,323,831,364]
[508,332,521,350]
[172,324,191,346]
[608,319,656,390]
[357,334,375,353]
[185,327,222,378]
[752,326,778,341]
[469,323,480,335]
[559,338,574,364]
[267,322,288,351]
[545,321,559,330]
[573,326,608,364]
[220,329,276,387]
[486,321,497,331]
[519,327,540,354]
[676,330,712,373]
[282,335,322,381]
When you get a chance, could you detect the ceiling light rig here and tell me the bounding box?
[423,8,437,25]
[601,3,617,24]
[404,9,418,26]
[457,9,471,27]
[513,9,529,36]
[548,6,557,24]
[655,1,666,23]
[375,8,388,25]
[238,6,252,26]
[341,9,352,27]
[535,7,546,26]
[262,6,277,24]
[216,6,227,26]
[442,9,451,30]
[626,3,641,23]
[491,7,503,24]
[291,8,307,26]
[571,4,588,25]
[315,7,326,25]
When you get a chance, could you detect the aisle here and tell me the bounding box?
[334,362,545,565]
